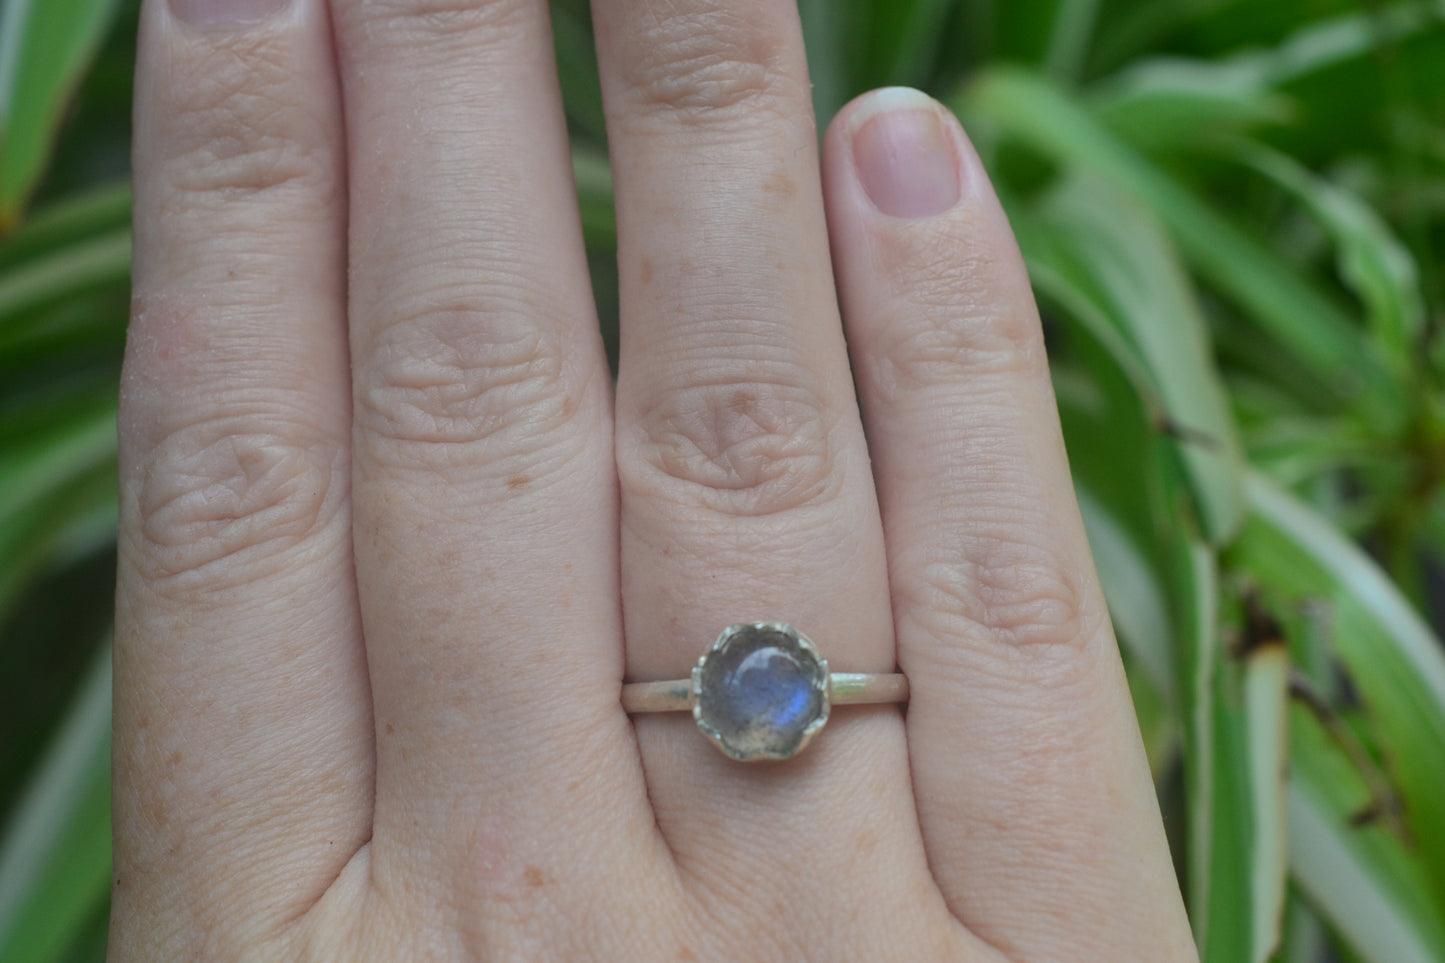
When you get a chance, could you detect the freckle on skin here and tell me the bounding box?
[761,166,795,200]
[524,866,545,887]
[507,474,530,490]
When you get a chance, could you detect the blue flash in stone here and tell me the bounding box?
[693,623,830,761]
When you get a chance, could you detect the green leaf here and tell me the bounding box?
[866,0,957,89]
[0,182,129,270]
[1276,892,1331,963]
[1031,176,1246,543]
[1224,140,1426,366]
[1076,485,1176,696]
[1093,58,1295,152]
[1120,633,1177,778]
[1048,328,1182,694]
[0,385,117,623]
[572,148,614,253]
[1097,2,1445,106]
[1258,2,1445,89]
[1013,209,1164,410]
[1177,540,1218,937]
[0,456,117,629]
[1202,649,1252,962]
[0,229,130,332]
[878,0,959,88]
[0,0,124,228]
[824,0,959,96]
[1242,644,1289,961]
[1042,261,1234,908]
[1040,0,1100,81]
[55,897,108,963]
[1289,703,1445,963]
[989,0,1097,69]
[0,387,116,525]
[1240,413,1380,490]
[799,0,851,126]
[1230,473,1445,910]
[549,0,606,146]
[1036,209,1226,708]
[0,287,127,379]
[958,69,1399,414]
[1089,0,1242,75]
[1200,627,1289,963]
[0,642,111,963]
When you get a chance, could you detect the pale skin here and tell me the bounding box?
[111,0,1199,957]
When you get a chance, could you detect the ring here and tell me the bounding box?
[621,622,909,762]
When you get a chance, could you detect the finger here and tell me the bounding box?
[593,0,950,943]
[113,0,370,951]
[823,88,1195,958]
[329,0,660,927]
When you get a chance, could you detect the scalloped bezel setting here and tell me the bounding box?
[692,622,831,762]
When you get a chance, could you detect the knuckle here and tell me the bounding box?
[904,526,1104,678]
[971,531,1099,651]
[356,302,588,470]
[865,224,1045,395]
[614,6,799,121]
[125,412,344,589]
[870,305,1044,396]
[165,134,331,203]
[622,370,841,518]
[159,46,335,202]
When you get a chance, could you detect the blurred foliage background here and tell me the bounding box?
[2,0,1444,960]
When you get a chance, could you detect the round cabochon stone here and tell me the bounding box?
[693,623,829,761]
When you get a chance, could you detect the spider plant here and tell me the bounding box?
[2,1,1443,959]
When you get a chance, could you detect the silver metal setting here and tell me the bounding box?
[693,622,830,762]
[621,622,910,763]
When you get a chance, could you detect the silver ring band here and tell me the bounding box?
[621,672,909,713]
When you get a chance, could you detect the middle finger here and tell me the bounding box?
[596,0,943,940]
[330,0,658,935]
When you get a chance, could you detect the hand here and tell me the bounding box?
[112,0,1197,958]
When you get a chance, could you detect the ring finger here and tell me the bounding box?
[594,0,951,948]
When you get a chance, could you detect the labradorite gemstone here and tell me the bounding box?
[694,624,828,761]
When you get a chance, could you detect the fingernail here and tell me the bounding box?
[851,87,961,219]
[169,0,289,28]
